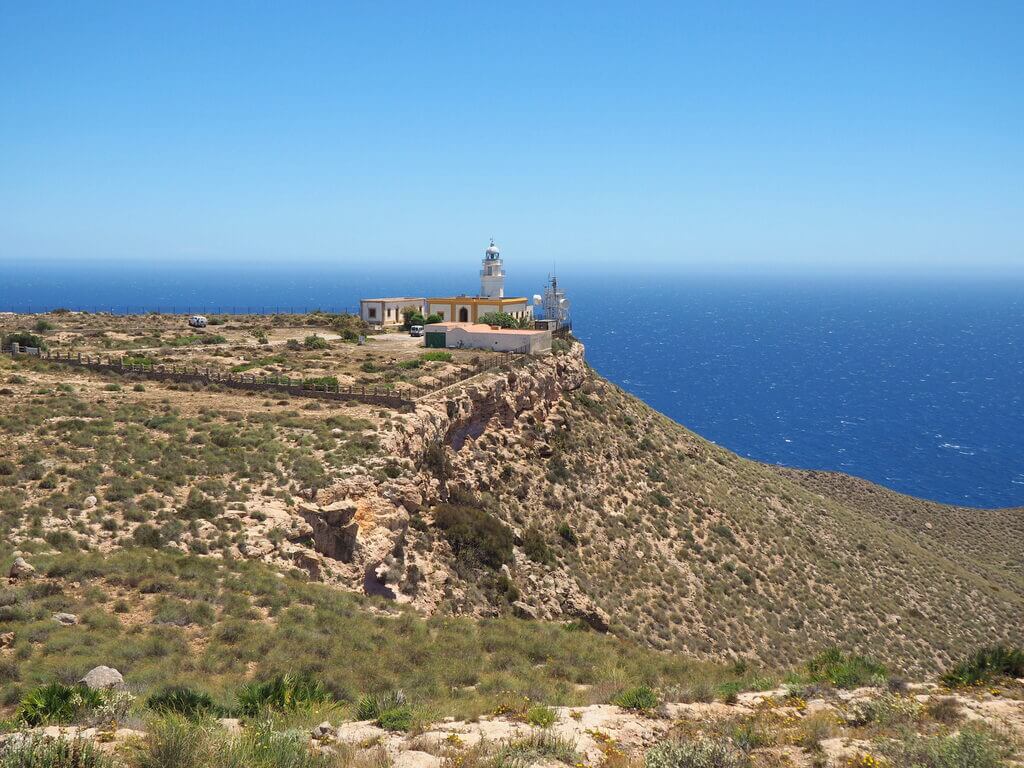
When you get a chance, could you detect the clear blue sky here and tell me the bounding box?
[1,1,1022,276]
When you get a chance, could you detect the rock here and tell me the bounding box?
[9,557,35,579]
[805,698,831,715]
[393,751,443,768]
[219,718,243,734]
[0,632,14,648]
[331,428,344,437]
[311,721,334,740]
[83,495,98,509]
[333,721,388,744]
[512,601,538,620]
[80,666,126,691]
[53,612,79,626]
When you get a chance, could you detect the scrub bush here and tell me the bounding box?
[646,737,749,768]
[941,645,1024,687]
[805,648,886,689]
[147,685,219,720]
[613,685,659,711]
[433,504,513,569]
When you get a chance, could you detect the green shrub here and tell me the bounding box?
[0,734,113,768]
[133,714,208,768]
[522,526,553,564]
[132,524,163,548]
[301,376,338,389]
[941,645,1024,687]
[355,690,412,730]
[419,350,453,363]
[2,331,47,350]
[181,489,220,521]
[925,696,962,725]
[847,693,923,727]
[17,682,105,726]
[33,319,55,333]
[433,504,513,569]
[557,522,578,545]
[805,648,886,688]
[223,719,341,767]
[492,731,579,767]
[401,307,424,330]
[526,704,557,728]
[147,686,219,720]
[303,335,329,350]
[477,312,531,329]
[878,726,1012,768]
[646,738,750,768]
[376,706,413,732]
[355,689,406,721]
[613,685,659,711]
[235,674,332,717]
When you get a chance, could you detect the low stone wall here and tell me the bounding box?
[5,348,412,408]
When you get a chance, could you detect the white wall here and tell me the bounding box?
[444,327,551,354]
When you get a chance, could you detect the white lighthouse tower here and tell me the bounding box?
[480,239,505,298]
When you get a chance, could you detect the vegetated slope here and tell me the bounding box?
[443,364,1024,672]
[778,468,1024,584]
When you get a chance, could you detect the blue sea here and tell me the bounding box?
[2,262,1022,509]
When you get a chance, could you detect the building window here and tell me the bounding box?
[368,308,377,319]
[459,307,469,322]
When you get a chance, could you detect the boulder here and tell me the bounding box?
[80,666,126,691]
[83,495,98,509]
[311,721,334,740]
[9,557,35,580]
[393,751,443,768]
[512,601,538,620]
[333,721,388,745]
[53,612,79,626]
[0,632,14,648]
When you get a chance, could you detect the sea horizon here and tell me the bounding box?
[2,263,1022,510]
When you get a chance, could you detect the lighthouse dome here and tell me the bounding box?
[485,240,500,257]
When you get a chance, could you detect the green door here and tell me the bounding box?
[425,332,446,349]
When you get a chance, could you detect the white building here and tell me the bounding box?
[359,297,426,328]
[424,322,552,355]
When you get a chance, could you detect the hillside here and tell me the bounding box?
[383,343,1023,672]
[1,313,1022,681]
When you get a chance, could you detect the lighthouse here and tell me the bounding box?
[480,239,505,298]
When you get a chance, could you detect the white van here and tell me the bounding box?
[189,315,208,328]
[409,324,424,337]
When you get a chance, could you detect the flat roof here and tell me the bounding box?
[360,297,425,303]
[426,322,546,335]
[427,296,528,303]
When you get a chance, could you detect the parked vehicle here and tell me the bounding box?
[189,315,208,328]
[409,325,424,337]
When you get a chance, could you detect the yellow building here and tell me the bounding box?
[426,295,532,324]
